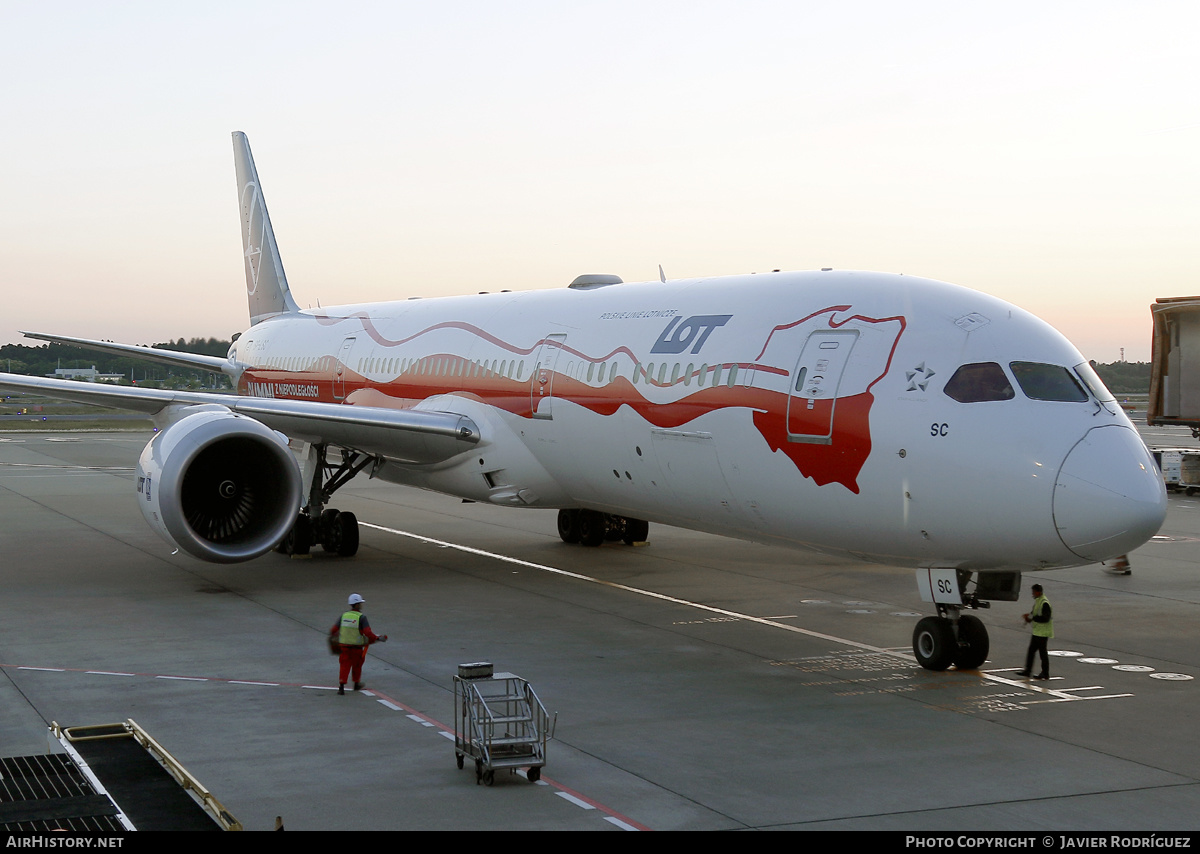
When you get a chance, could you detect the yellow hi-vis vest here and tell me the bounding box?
[1031,595,1054,639]
[339,611,365,646]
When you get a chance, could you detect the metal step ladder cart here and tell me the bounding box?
[453,663,555,786]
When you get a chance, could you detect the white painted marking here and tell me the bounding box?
[156,675,208,682]
[1049,650,1084,657]
[1078,658,1119,665]
[604,816,640,831]
[361,522,898,658]
[361,522,1115,701]
[303,684,339,690]
[229,680,278,686]
[439,730,456,741]
[87,671,134,677]
[378,700,402,711]
[1113,665,1154,672]
[1150,672,1194,681]
[556,791,596,810]
[19,667,64,672]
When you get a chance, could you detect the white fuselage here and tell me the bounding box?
[231,269,1165,571]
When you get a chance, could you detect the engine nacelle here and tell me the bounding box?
[136,407,302,563]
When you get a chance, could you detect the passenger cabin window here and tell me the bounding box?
[1009,362,1087,402]
[943,362,1015,403]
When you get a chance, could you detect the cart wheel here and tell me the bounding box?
[475,759,483,784]
[483,770,494,786]
[456,753,464,770]
[527,766,541,783]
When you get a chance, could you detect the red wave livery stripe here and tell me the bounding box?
[242,307,906,493]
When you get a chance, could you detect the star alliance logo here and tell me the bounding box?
[906,362,935,392]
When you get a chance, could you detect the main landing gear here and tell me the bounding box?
[557,509,649,547]
[911,569,1020,671]
[278,444,375,558]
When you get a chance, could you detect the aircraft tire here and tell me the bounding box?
[912,616,956,671]
[319,509,342,553]
[557,509,581,544]
[578,510,606,547]
[336,511,359,557]
[953,614,990,670]
[279,514,312,556]
[623,518,649,545]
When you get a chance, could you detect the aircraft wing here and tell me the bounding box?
[20,331,237,377]
[0,372,481,465]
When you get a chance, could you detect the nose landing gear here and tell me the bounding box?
[912,569,1017,671]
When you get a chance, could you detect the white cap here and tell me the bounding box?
[348,593,365,606]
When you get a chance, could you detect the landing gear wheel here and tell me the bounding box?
[578,510,606,547]
[622,518,649,545]
[527,766,541,783]
[912,616,956,671]
[320,509,342,553]
[335,511,359,557]
[557,509,581,544]
[953,614,990,670]
[278,514,312,556]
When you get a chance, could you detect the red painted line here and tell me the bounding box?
[367,686,651,831]
[3,662,653,830]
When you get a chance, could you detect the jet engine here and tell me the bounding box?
[136,406,302,563]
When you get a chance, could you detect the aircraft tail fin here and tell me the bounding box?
[232,131,301,325]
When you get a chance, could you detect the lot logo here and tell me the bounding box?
[651,314,732,354]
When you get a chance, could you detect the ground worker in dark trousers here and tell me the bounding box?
[331,593,387,694]
[1018,583,1053,680]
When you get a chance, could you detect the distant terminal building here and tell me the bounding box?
[47,365,124,383]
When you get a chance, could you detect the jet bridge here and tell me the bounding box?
[1149,296,1200,433]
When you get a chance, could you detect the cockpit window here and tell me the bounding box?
[1074,361,1116,402]
[943,362,1015,403]
[1009,361,1088,402]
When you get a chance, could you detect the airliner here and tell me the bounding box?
[0,132,1167,672]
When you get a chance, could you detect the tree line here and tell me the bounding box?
[0,338,232,389]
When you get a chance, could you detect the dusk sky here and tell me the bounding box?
[2,1,1197,362]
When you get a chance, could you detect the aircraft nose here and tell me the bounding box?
[1053,425,1167,562]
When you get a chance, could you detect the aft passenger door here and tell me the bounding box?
[530,334,567,420]
[333,337,355,400]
